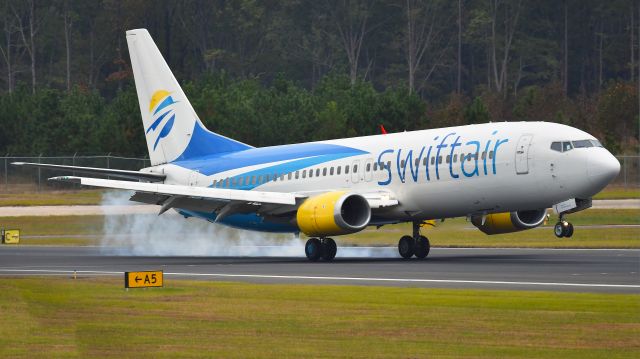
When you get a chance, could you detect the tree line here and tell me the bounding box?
[0,0,638,156]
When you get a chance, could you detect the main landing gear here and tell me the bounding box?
[554,216,574,238]
[305,237,337,261]
[398,221,431,259]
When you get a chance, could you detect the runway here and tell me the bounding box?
[0,245,638,293]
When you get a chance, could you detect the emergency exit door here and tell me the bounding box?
[515,134,533,174]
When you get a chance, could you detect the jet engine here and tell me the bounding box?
[471,209,547,235]
[296,191,371,237]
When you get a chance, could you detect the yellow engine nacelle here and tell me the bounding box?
[296,191,371,237]
[471,209,547,235]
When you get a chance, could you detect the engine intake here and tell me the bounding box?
[471,209,547,235]
[296,192,371,237]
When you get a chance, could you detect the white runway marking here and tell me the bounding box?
[1,269,638,289]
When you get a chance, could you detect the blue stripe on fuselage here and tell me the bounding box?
[172,142,368,188]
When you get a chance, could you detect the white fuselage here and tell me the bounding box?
[148,121,619,228]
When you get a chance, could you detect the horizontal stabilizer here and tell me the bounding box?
[12,162,165,182]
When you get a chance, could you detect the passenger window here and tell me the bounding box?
[330,167,334,175]
[430,157,435,165]
[295,171,299,179]
[280,174,284,181]
[481,152,486,160]
[446,155,451,164]
[468,155,472,162]
[415,159,419,166]
[353,165,358,172]
[265,174,271,181]
[309,169,313,178]
[387,161,391,169]
[401,160,405,167]
[489,151,494,159]
[287,173,292,180]
[232,178,237,186]
[562,142,573,152]
[373,163,378,171]
[323,168,327,176]
[366,163,371,172]
[302,170,306,179]
[423,158,427,166]
[453,154,458,163]
[438,156,442,164]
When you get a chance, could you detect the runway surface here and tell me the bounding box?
[0,245,638,293]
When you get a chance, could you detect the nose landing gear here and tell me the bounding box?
[398,221,431,259]
[554,219,574,238]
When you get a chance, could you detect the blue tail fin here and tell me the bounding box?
[126,29,252,165]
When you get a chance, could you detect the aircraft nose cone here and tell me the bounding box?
[587,151,620,189]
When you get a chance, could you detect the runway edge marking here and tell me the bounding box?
[0,269,638,289]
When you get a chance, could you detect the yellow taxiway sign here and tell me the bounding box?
[125,270,163,288]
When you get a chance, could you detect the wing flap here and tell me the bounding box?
[50,176,297,206]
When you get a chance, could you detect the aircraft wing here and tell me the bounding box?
[49,175,398,222]
[50,176,300,221]
[12,162,165,182]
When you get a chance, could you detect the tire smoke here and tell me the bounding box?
[99,191,304,256]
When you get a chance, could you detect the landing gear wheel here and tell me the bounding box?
[398,235,414,259]
[554,221,573,238]
[305,238,322,261]
[565,222,574,238]
[321,238,337,261]
[554,222,565,238]
[414,235,431,259]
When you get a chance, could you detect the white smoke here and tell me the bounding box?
[99,191,398,258]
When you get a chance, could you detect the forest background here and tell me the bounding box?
[0,0,638,156]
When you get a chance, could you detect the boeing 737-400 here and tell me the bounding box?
[14,29,621,261]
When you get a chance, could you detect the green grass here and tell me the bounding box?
[0,277,637,358]
[594,187,640,200]
[2,209,639,248]
[0,190,104,206]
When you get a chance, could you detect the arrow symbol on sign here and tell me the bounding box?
[135,275,141,283]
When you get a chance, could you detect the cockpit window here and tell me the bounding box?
[572,140,593,148]
[552,139,603,152]
[590,139,603,147]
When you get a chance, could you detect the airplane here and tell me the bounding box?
[13,29,621,261]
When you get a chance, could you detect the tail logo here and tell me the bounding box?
[146,90,177,151]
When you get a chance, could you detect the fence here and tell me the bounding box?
[0,155,638,192]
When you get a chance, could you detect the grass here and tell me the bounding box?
[0,277,637,358]
[1,209,638,249]
[593,187,640,200]
[0,190,104,206]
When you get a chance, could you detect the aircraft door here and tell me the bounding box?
[351,160,360,183]
[515,134,533,175]
[364,158,374,182]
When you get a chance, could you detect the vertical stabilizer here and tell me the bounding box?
[126,29,252,165]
